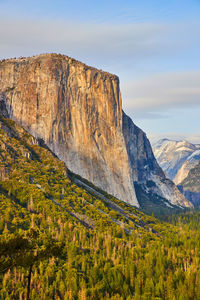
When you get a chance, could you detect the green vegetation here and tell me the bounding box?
[0,228,62,300]
[0,116,200,299]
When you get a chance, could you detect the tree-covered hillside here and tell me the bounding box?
[0,116,200,299]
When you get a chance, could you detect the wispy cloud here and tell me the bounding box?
[121,71,200,115]
[0,18,167,59]
[0,16,199,65]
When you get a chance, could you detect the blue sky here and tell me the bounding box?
[0,0,200,143]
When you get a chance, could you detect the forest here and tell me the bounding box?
[1,116,200,299]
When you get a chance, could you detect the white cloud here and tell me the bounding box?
[0,16,199,65]
[0,18,166,59]
[121,71,200,113]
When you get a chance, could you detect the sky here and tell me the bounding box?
[0,0,200,143]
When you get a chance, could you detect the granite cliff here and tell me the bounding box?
[122,113,191,208]
[0,53,191,209]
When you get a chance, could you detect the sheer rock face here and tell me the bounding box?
[0,53,191,208]
[122,112,191,207]
[0,54,138,206]
[122,112,164,182]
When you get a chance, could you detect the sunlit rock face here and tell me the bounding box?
[0,54,138,206]
[0,53,192,208]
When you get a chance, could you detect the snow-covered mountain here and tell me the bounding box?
[153,139,200,184]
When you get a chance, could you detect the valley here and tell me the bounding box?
[0,54,199,300]
[0,115,200,299]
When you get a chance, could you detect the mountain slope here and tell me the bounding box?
[0,115,161,234]
[0,116,169,299]
[0,53,191,209]
[0,117,200,299]
[153,139,200,184]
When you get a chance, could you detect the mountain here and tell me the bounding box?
[1,115,200,299]
[153,139,200,185]
[178,162,200,206]
[181,161,200,193]
[0,53,191,209]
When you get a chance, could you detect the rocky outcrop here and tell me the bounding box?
[0,53,192,208]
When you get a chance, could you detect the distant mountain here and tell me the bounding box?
[153,139,200,184]
[181,161,200,193]
[179,162,200,207]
